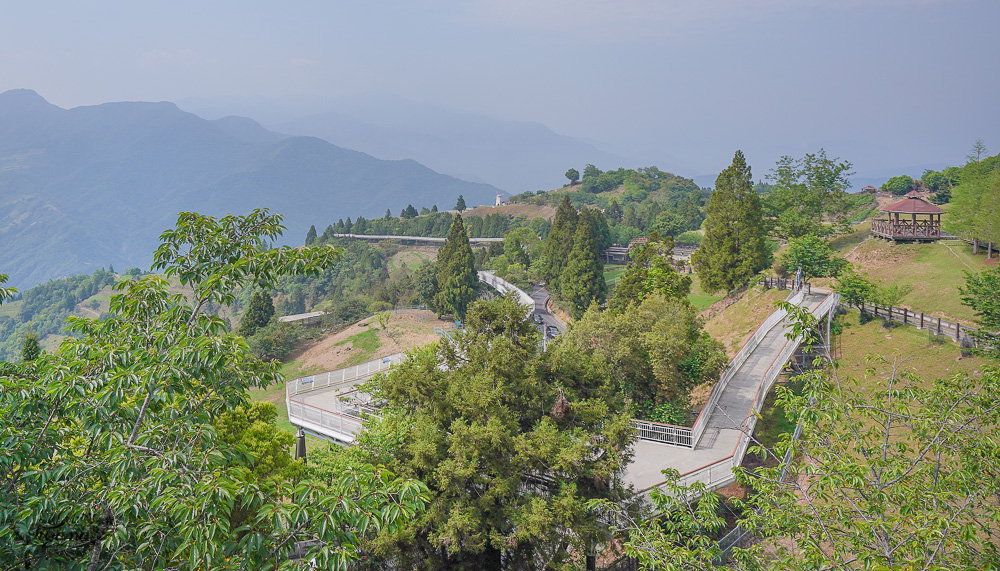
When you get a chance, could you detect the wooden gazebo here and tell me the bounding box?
[870,191,944,241]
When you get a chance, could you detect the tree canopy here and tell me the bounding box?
[762,149,855,238]
[0,210,428,569]
[356,294,634,569]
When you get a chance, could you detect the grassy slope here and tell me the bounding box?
[838,237,993,323]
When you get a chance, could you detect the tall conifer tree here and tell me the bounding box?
[692,150,768,293]
[561,219,607,318]
[435,215,478,319]
[542,196,579,289]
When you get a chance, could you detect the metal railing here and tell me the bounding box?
[286,353,405,399]
[287,401,365,441]
[632,419,693,447]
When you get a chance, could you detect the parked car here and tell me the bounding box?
[546,325,559,338]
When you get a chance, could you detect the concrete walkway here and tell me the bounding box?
[624,290,831,493]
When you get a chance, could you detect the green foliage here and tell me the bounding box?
[692,150,769,294]
[305,224,317,245]
[608,235,691,313]
[434,215,478,319]
[762,149,855,238]
[541,196,580,289]
[20,332,40,362]
[455,194,467,212]
[238,289,276,337]
[834,267,878,307]
[0,267,117,361]
[881,174,915,195]
[960,264,1000,357]
[358,295,634,568]
[565,167,580,185]
[945,148,1000,247]
[214,401,301,487]
[245,321,303,361]
[555,295,725,412]
[0,209,427,569]
[560,211,609,318]
[776,234,847,279]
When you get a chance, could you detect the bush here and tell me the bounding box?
[246,322,303,361]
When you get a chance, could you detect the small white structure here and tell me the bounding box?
[495,193,503,206]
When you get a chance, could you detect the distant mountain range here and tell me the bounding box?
[0,89,500,289]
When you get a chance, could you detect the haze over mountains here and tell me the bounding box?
[0,89,499,289]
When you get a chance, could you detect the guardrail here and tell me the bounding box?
[285,353,405,399]
[287,401,365,442]
[477,271,534,308]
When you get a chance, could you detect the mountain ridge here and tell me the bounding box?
[0,90,499,289]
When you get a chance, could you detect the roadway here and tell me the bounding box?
[530,285,566,339]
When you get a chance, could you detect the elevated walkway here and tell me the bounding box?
[625,289,838,497]
[287,286,839,495]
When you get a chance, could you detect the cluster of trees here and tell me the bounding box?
[333,293,635,568]
[557,235,726,422]
[945,143,1000,256]
[0,210,429,569]
[540,197,611,318]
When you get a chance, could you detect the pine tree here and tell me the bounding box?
[304,225,317,245]
[431,204,438,212]
[542,196,579,289]
[691,150,769,293]
[384,208,392,220]
[344,217,353,234]
[455,195,467,212]
[21,333,41,362]
[434,215,478,319]
[238,290,275,337]
[560,220,607,318]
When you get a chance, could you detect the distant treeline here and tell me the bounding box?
[307,211,553,243]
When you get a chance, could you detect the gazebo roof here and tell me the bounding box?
[883,193,944,214]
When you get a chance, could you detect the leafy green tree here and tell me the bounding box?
[434,215,478,319]
[608,235,691,313]
[762,149,855,238]
[20,332,41,362]
[960,264,1000,357]
[776,234,847,279]
[583,163,602,179]
[565,167,580,185]
[881,174,914,195]
[305,224,317,245]
[238,289,276,337]
[560,219,607,318]
[385,208,393,220]
[834,267,877,307]
[455,195,467,212]
[691,150,769,293]
[403,204,419,219]
[0,210,427,569]
[358,294,634,569]
[946,149,1000,255]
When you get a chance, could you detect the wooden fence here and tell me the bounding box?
[760,277,811,294]
[855,302,976,344]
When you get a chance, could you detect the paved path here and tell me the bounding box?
[624,290,831,493]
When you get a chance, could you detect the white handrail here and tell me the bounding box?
[285,353,405,399]
[477,270,534,308]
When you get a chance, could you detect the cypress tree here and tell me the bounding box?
[385,208,393,220]
[435,215,478,319]
[542,196,579,288]
[560,220,607,318]
[238,290,275,337]
[455,195,467,212]
[305,225,317,245]
[691,150,769,293]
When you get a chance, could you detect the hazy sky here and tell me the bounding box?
[1,0,997,176]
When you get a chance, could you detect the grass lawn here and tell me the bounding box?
[603,264,626,287]
[334,328,382,366]
[688,274,724,311]
[0,299,22,319]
